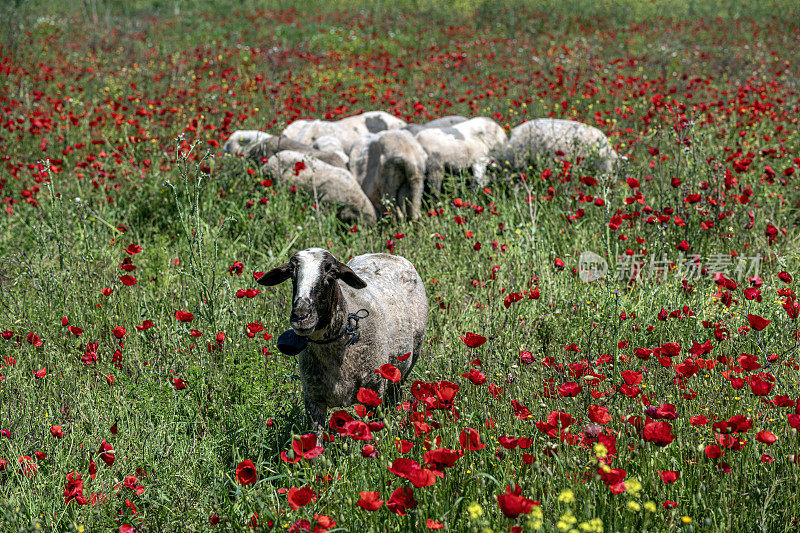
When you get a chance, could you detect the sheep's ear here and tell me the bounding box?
[257,262,292,286]
[334,262,367,289]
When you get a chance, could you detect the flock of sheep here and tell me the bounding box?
[223,112,619,223]
[240,112,619,434]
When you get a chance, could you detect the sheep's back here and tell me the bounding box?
[343,253,428,375]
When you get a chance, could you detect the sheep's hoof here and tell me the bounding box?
[277,330,307,356]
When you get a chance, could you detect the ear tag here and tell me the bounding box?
[277,330,308,356]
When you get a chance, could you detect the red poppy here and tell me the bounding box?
[460,332,486,348]
[598,467,627,487]
[654,404,678,420]
[235,459,257,485]
[705,444,724,459]
[557,382,582,397]
[98,439,115,467]
[361,444,379,458]
[621,370,643,386]
[459,427,486,451]
[136,320,155,331]
[356,387,381,407]
[112,327,126,339]
[174,310,194,322]
[658,470,680,484]
[642,420,675,447]
[749,376,774,396]
[756,431,777,445]
[293,434,324,459]
[387,487,417,516]
[463,368,487,385]
[496,484,536,518]
[357,491,384,511]
[341,420,372,441]
[747,314,771,331]
[426,519,444,529]
[287,486,316,510]
[396,439,414,454]
[547,411,575,429]
[435,381,459,409]
[229,261,244,276]
[50,425,64,439]
[375,363,401,383]
[423,448,462,470]
[588,405,611,424]
[511,400,533,420]
[173,378,187,390]
[64,472,87,505]
[328,410,354,433]
[125,244,142,255]
[408,467,442,488]
[119,275,137,286]
[27,333,43,347]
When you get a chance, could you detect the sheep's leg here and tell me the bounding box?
[407,168,424,220]
[305,398,328,441]
[471,157,491,188]
[425,167,444,195]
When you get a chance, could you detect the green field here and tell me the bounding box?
[1,1,799,531]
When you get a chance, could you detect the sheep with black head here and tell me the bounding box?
[258,248,428,438]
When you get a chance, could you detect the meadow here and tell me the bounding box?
[1,0,800,531]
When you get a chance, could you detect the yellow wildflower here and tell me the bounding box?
[467,502,483,520]
[558,489,575,504]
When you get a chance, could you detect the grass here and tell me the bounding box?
[1,0,800,531]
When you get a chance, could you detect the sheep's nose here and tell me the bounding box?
[292,299,313,320]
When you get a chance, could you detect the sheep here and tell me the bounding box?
[282,111,407,153]
[348,129,428,220]
[252,135,347,169]
[222,130,273,156]
[501,118,619,174]
[264,150,377,224]
[223,131,347,168]
[414,116,508,192]
[257,248,428,437]
[312,136,349,166]
[401,115,468,135]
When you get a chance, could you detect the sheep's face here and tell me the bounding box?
[257,248,367,336]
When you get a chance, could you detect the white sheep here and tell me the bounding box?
[282,111,407,153]
[258,248,428,437]
[502,118,619,173]
[414,116,508,192]
[264,150,377,224]
[222,130,273,156]
[348,129,428,220]
[312,135,349,166]
[402,115,468,135]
